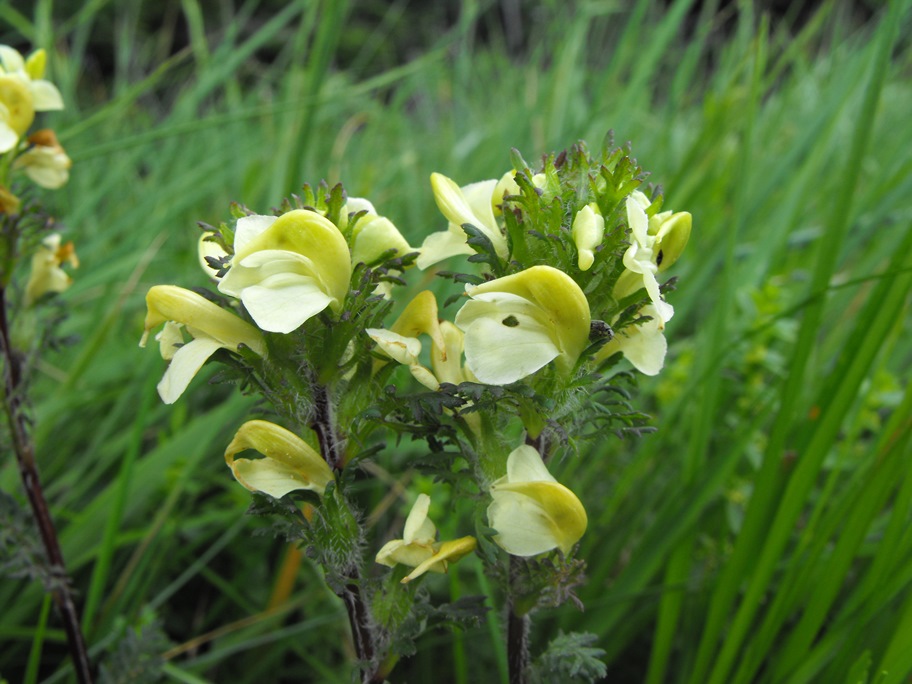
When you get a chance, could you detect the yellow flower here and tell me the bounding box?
[0,46,64,153]
[366,290,446,390]
[594,304,667,376]
[24,234,78,305]
[417,173,507,269]
[140,285,266,404]
[14,129,71,189]
[375,494,477,583]
[218,209,351,333]
[454,265,591,384]
[224,420,334,498]
[339,197,412,266]
[488,445,587,556]
[614,191,691,322]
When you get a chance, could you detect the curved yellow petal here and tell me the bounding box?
[141,285,266,355]
[225,420,333,497]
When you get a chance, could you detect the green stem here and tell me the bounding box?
[0,286,94,684]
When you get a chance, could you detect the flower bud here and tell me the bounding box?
[571,203,605,271]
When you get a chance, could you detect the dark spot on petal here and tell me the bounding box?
[502,315,519,327]
[656,249,664,267]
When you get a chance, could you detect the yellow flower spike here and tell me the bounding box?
[218,209,352,333]
[418,173,507,269]
[487,445,587,556]
[140,285,266,404]
[376,494,477,583]
[14,129,72,189]
[225,420,334,499]
[24,234,77,305]
[594,304,668,376]
[571,203,605,271]
[455,265,591,384]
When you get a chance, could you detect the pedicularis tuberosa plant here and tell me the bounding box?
[141,137,692,683]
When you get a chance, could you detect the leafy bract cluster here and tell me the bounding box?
[139,136,691,677]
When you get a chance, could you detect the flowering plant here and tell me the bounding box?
[140,137,691,682]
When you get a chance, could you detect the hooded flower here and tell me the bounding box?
[14,129,71,188]
[340,197,412,266]
[24,233,78,305]
[572,203,605,271]
[595,304,667,376]
[366,290,446,390]
[614,191,691,322]
[417,173,507,269]
[375,493,477,583]
[218,209,351,333]
[224,420,334,498]
[140,285,266,404]
[454,265,590,384]
[487,445,587,556]
[0,46,64,153]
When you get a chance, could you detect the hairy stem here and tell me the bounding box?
[310,380,378,682]
[0,288,94,684]
[507,555,531,684]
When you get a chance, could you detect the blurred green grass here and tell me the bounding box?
[1,0,911,682]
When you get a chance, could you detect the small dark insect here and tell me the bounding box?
[656,249,664,267]
[502,315,520,327]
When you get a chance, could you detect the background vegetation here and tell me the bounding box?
[1,0,911,681]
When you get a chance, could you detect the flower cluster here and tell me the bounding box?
[0,46,70,211]
[0,45,75,307]
[140,140,691,676]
